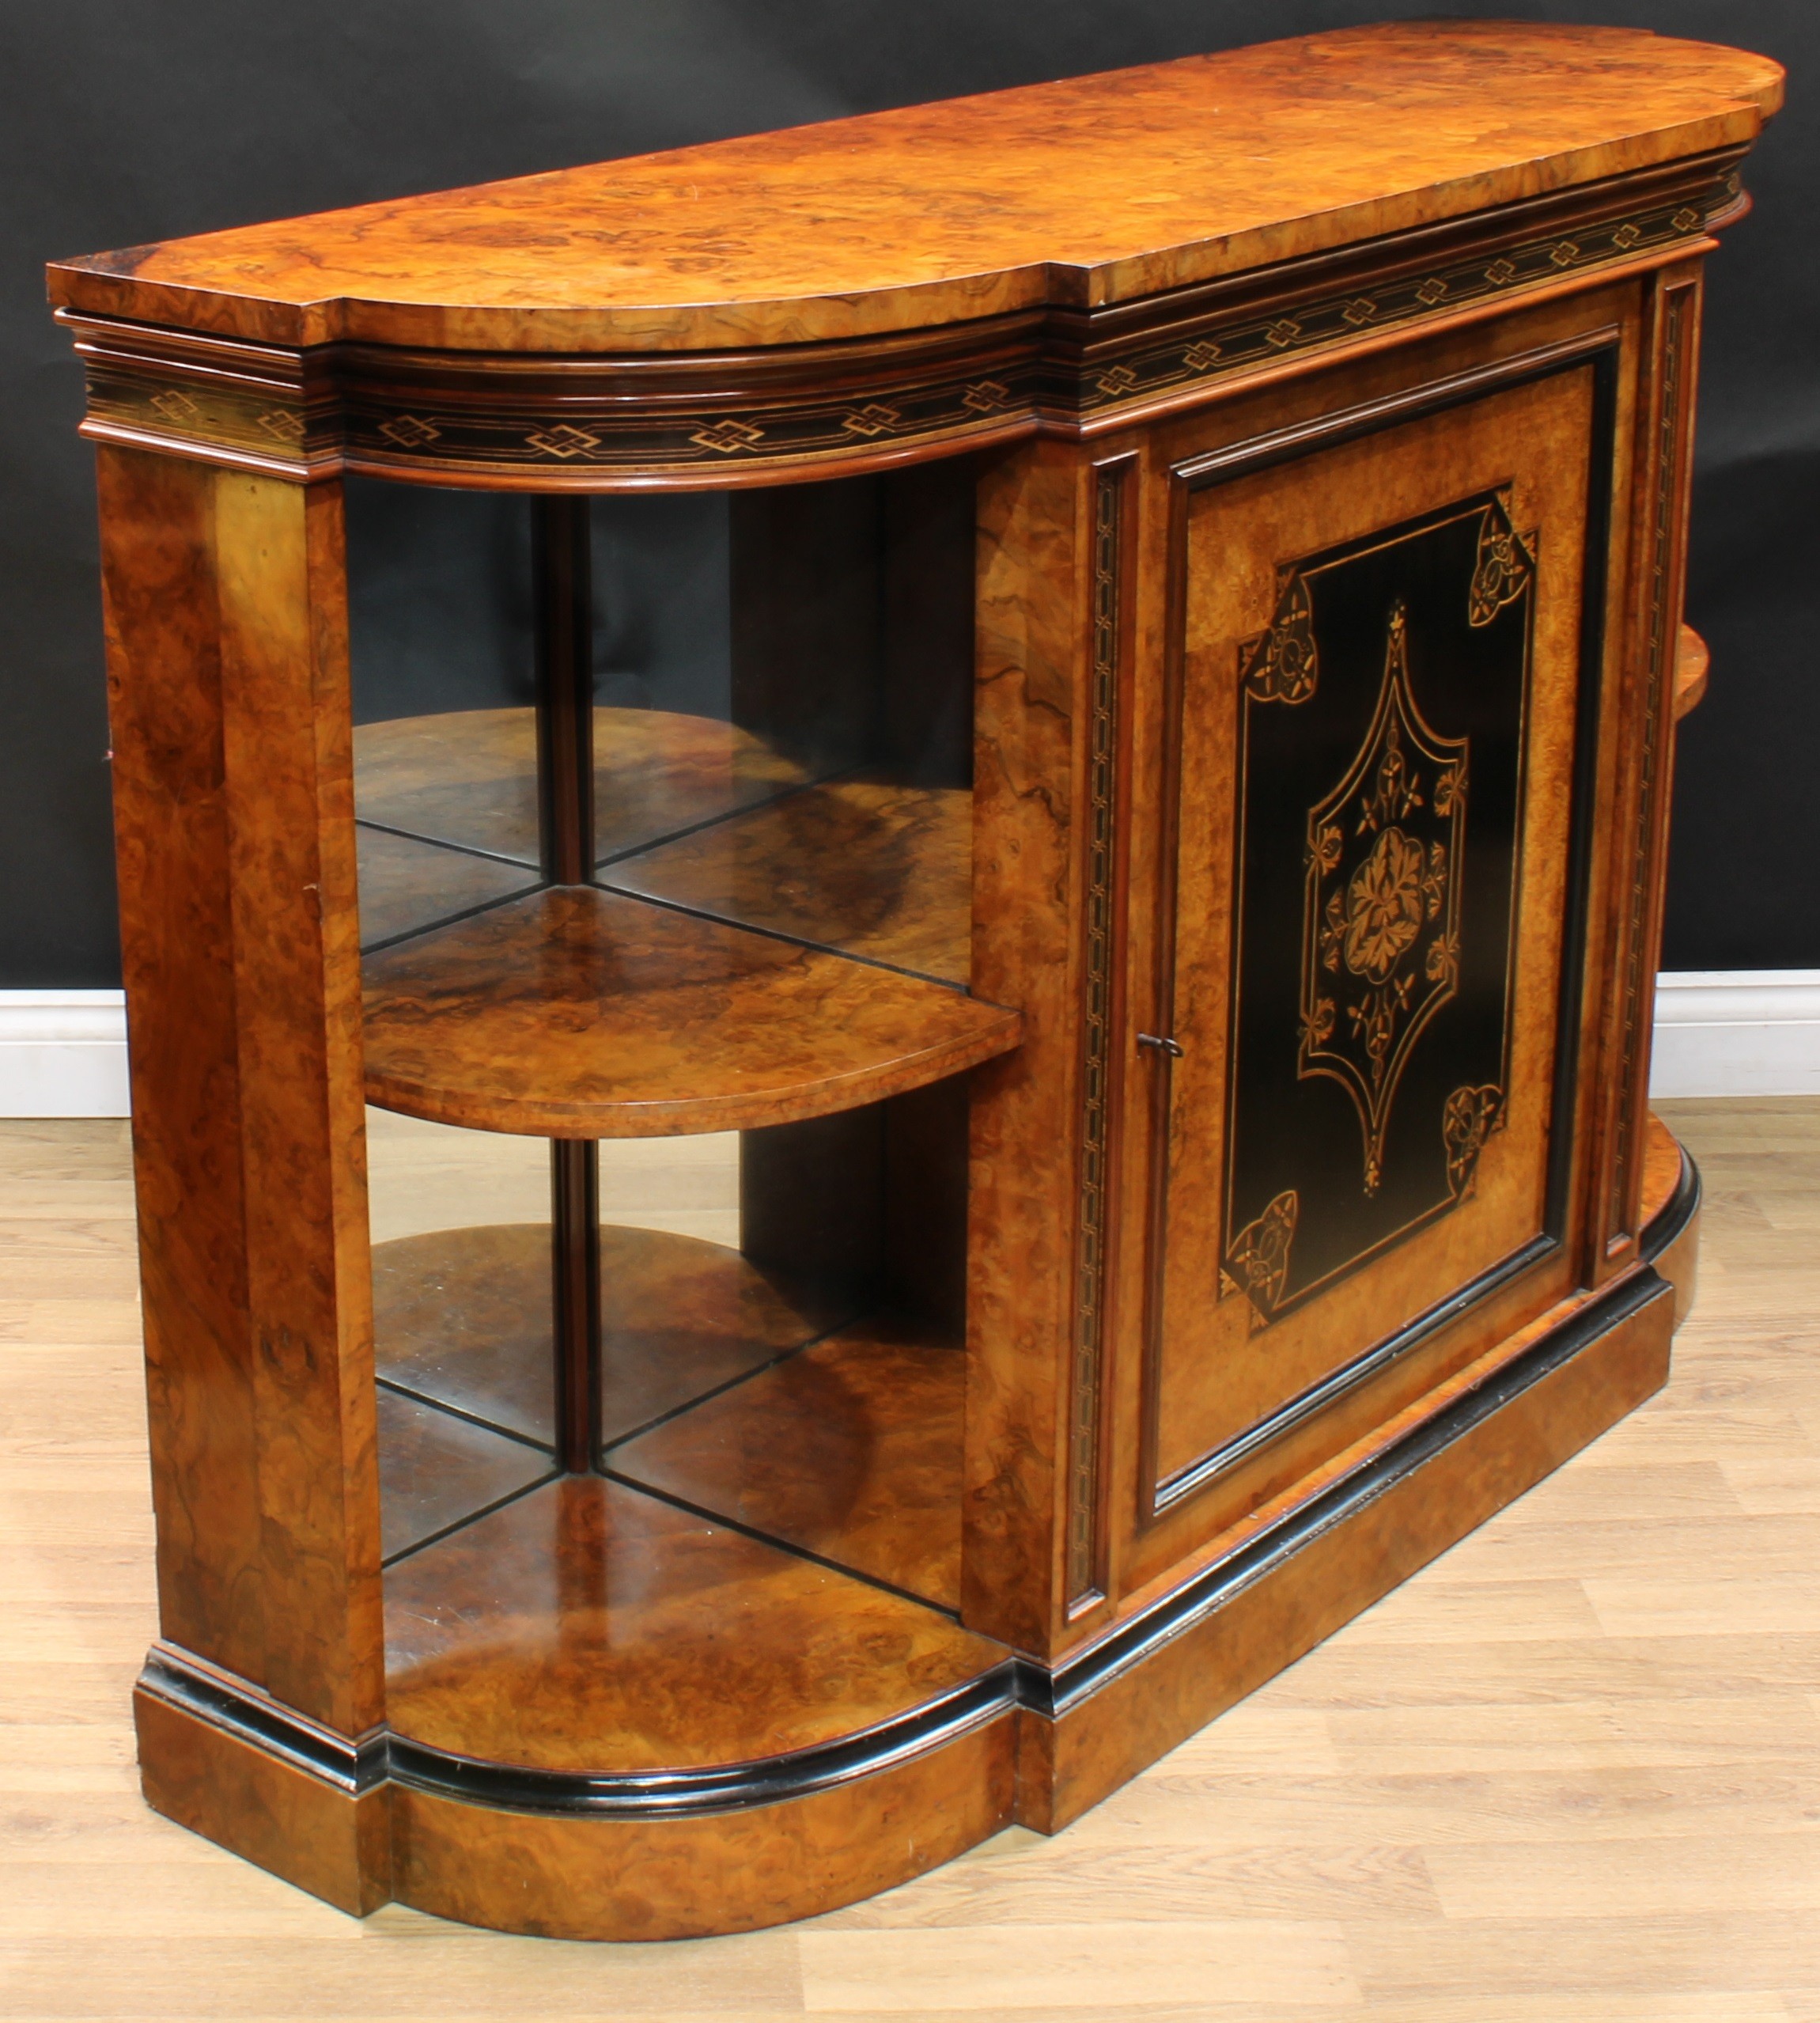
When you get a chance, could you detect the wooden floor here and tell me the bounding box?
[2,1098,1817,2017]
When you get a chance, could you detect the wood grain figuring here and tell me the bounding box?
[1148,359,1595,1494]
[373,1221,852,1448]
[354,706,813,868]
[54,21,1777,1949]
[1674,619,1710,718]
[606,774,972,983]
[391,1714,1016,1942]
[354,824,537,950]
[361,884,1020,1136]
[132,1687,391,1918]
[1599,276,1701,1263]
[213,471,386,1737]
[383,1475,1006,1773]
[1091,293,1649,1612]
[48,25,1780,352]
[96,447,263,1685]
[99,448,386,1748]
[611,1316,966,1608]
[374,1388,552,1563]
[963,438,1093,1656]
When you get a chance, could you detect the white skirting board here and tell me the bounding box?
[0,975,1815,1116]
[1649,970,1820,1099]
[0,991,132,1117]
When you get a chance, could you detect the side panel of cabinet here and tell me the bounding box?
[964,439,1096,1654]
[1591,271,1705,1267]
[99,449,384,1739]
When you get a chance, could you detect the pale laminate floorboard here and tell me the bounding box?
[0,1100,1815,2019]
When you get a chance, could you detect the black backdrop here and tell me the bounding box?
[3,1,1814,986]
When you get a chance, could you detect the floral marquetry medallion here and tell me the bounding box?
[1301,603,1469,1195]
[1220,494,1534,1321]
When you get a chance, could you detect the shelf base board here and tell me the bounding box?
[390,1714,1016,1941]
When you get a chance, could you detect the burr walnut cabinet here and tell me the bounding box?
[47,21,1780,1939]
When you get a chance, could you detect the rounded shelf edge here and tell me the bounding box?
[361,885,1021,1138]
[1673,622,1710,722]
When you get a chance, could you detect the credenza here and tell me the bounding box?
[47,19,1780,1938]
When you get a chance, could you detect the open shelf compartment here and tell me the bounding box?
[354,460,1001,1798]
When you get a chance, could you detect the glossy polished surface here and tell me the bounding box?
[353,710,973,979]
[373,1220,852,1448]
[607,773,971,983]
[21,1101,1818,1988]
[361,884,1019,1136]
[49,25,1780,352]
[1674,620,1711,720]
[374,1386,551,1563]
[354,824,536,950]
[354,707,815,869]
[612,1316,967,1608]
[384,1475,1005,1772]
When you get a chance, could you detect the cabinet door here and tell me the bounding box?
[1142,356,1607,1505]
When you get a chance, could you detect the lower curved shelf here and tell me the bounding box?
[371,1215,994,1935]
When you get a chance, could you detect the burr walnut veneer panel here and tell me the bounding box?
[1148,363,1597,1496]
[360,885,1019,1136]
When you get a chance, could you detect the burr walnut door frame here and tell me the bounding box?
[1099,279,1689,1598]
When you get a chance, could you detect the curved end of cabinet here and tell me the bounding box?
[1674,621,1711,721]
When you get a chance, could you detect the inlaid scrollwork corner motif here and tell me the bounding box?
[1223,1190,1299,1323]
[1468,498,1537,628]
[1444,1084,1504,1197]
[1240,574,1319,704]
[1300,600,1470,1196]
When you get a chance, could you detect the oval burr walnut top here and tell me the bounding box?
[361,885,1020,1137]
[47,23,1780,354]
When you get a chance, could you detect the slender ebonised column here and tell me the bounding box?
[533,497,603,1474]
[535,496,596,882]
[550,1137,602,1474]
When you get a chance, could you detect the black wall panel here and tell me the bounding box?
[2,0,1813,983]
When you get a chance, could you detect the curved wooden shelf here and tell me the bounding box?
[368,1214,993,1934]
[376,1387,553,1564]
[382,1471,1013,1938]
[356,824,538,952]
[386,1472,1005,1771]
[51,27,1780,357]
[362,885,1019,1136]
[1674,621,1711,721]
[612,1313,964,1609]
